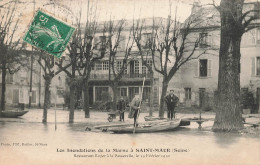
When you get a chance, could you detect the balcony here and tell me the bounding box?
[89,73,152,80]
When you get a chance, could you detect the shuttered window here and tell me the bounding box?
[185,88,191,100]
[196,59,212,77]
[252,57,255,76]
[252,57,260,76]
[257,57,260,75]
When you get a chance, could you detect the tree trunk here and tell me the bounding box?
[212,0,244,131]
[69,81,76,123]
[149,73,154,116]
[0,61,6,112]
[159,77,169,118]
[83,79,90,118]
[42,75,52,123]
[112,81,119,111]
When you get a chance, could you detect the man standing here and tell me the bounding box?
[117,97,126,122]
[129,94,141,127]
[165,89,179,120]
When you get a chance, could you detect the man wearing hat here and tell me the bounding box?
[129,94,141,127]
[165,89,179,120]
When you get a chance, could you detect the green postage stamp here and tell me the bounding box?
[23,10,75,58]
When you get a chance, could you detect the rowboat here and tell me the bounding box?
[0,110,29,118]
[144,116,190,127]
[108,119,181,133]
[94,119,174,130]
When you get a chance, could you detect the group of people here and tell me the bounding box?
[117,89,179,126]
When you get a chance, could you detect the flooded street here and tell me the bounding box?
[0,109,259,165]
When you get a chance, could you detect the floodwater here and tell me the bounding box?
[0,109,259,165]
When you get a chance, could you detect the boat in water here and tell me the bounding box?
[144,116,190,126]
[108,119,181,133]
[0,110,29,118]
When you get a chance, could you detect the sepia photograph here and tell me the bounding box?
[0,0,259,164]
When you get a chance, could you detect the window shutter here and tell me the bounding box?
[195,60,199,77]
[252,57,255,76]
[207,59,212,77]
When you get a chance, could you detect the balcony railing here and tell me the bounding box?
[90,73,152,80]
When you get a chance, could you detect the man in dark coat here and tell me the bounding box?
[130,94,141,127]
[165,89,179,120]
[117,97,126,122]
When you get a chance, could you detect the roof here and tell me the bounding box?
[184,1,260,30]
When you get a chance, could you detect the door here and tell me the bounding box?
[129,61,139,78]
[130,61,135,78]
[199,88,206,108]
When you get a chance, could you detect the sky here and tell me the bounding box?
[2,0,205,24]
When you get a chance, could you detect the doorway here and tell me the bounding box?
[199,88,206,108]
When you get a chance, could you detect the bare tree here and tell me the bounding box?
[212,0,260,131]
[77,4,107,119]
[36,53,68,123]
[105,19,135,110]
[133,19,155,116]
[134,9,208,118]
[0,0,29,112]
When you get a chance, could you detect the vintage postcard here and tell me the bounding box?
[0,0,259,165]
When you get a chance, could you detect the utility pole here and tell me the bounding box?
[38,56,41,108]
[29,0,35,108]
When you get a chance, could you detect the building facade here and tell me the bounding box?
[0,56,67,108]
[167,2,260,110]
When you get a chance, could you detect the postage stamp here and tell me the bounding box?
[23,10,75,58]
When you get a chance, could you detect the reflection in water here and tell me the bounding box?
[214,132,240,148]
[0,120,259,165]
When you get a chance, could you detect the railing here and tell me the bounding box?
[89,73,152,80]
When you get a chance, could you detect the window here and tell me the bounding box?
[102,61,109,70]
[117,61,122,71]
[6,73,13,84]
[142,60,152,76]
[199,59,212,77]
[252,57,260,76]
[257,57,260,75]
[199,33,210,48]
[116,61,127,74]
[199,59,207,77]
[120,88,127,97]
[130,61,140,77]
[95,62,102,70]
[185,88,191,100]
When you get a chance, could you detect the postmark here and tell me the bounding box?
[23,10,75,58]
